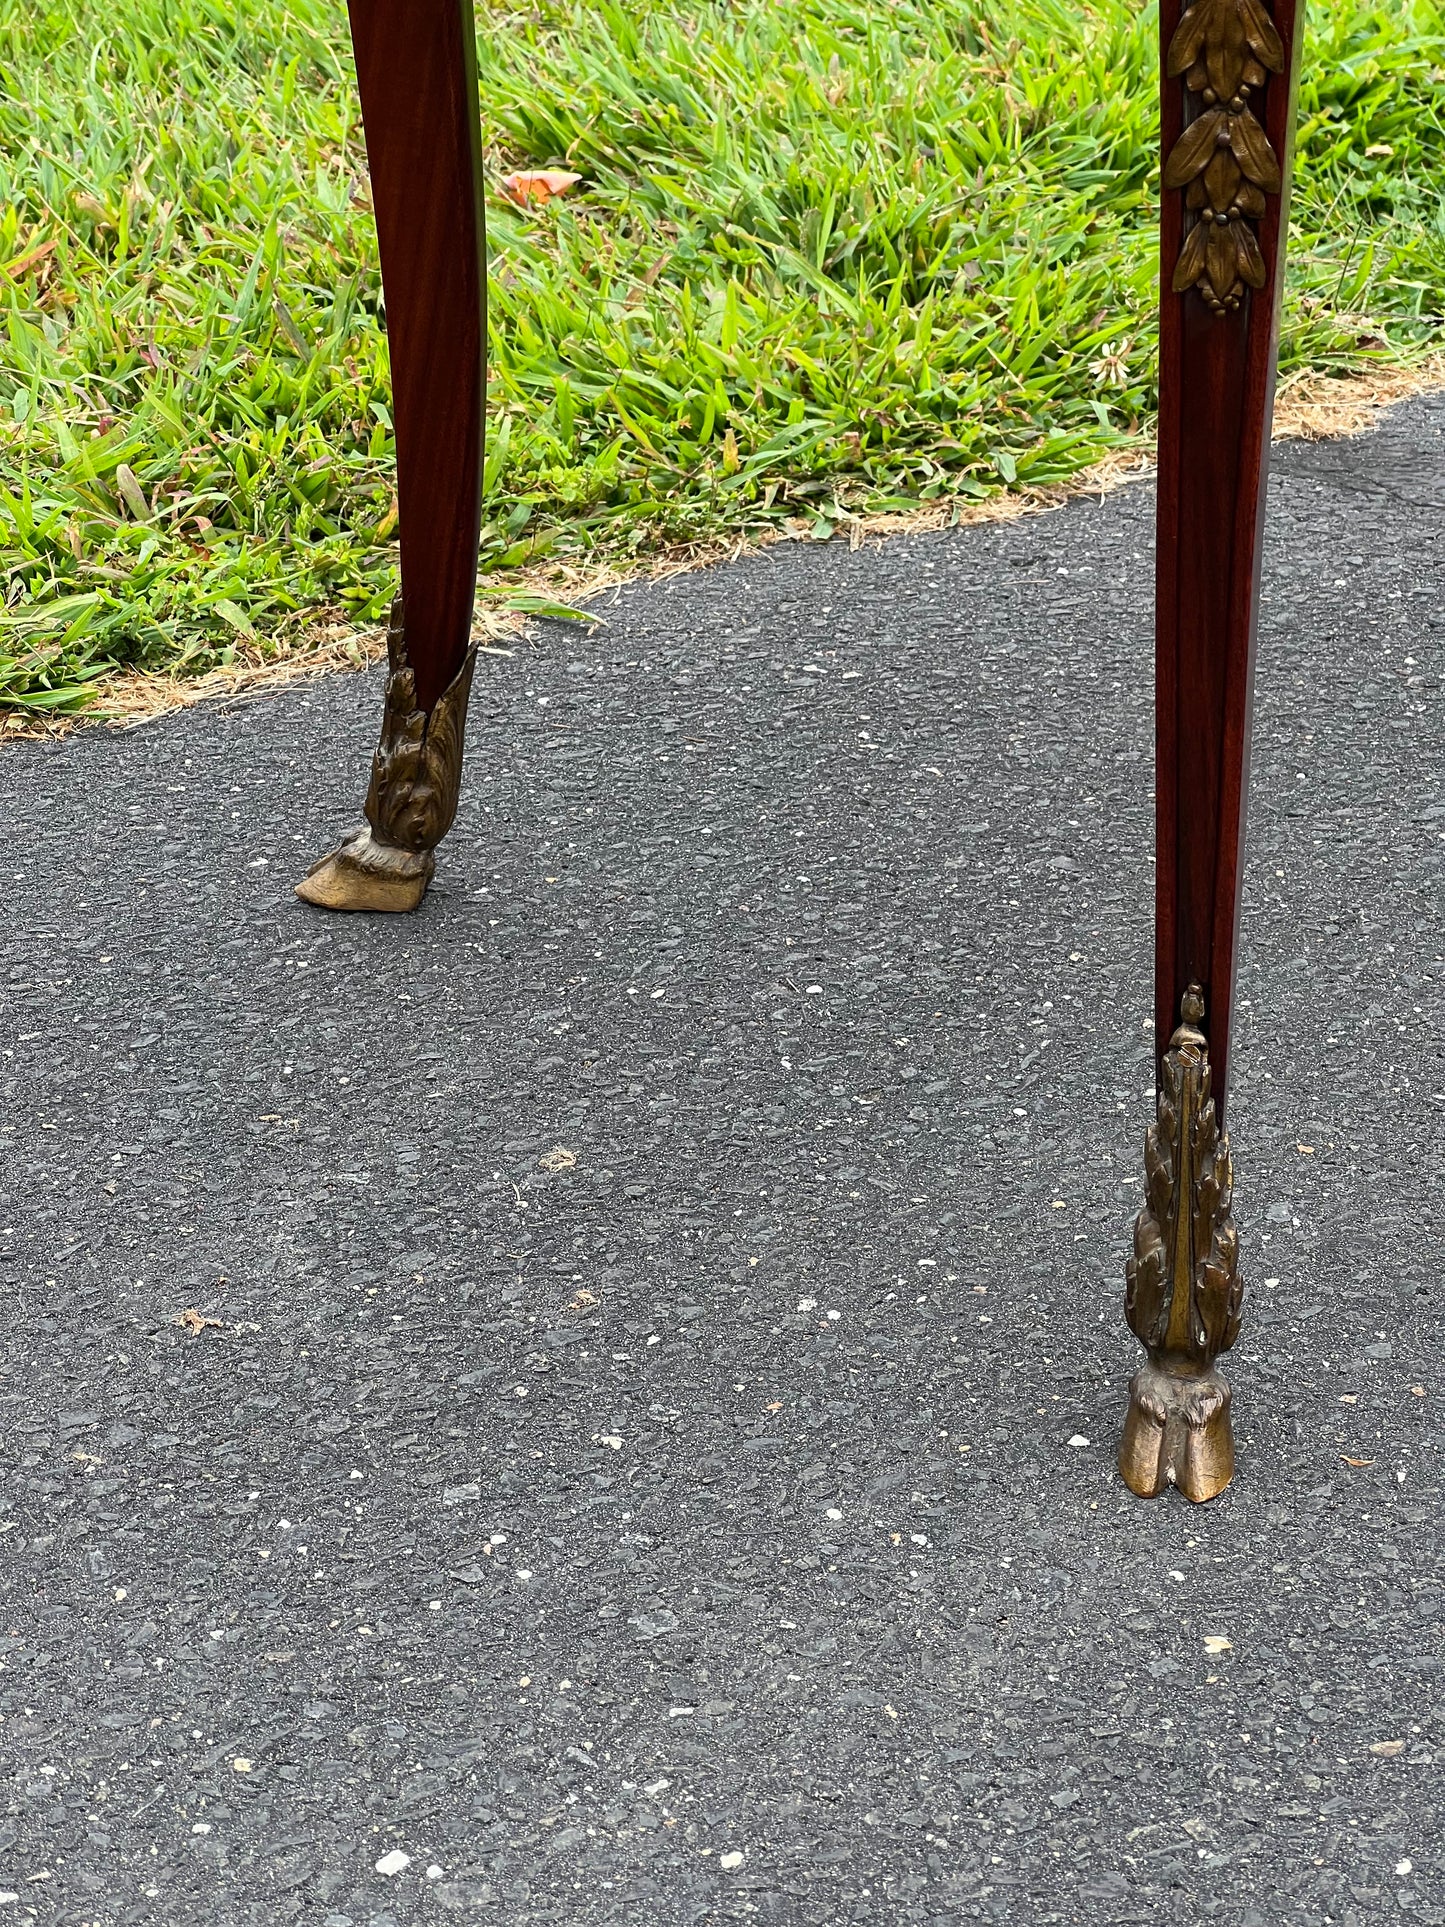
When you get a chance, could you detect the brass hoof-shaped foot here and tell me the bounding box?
[1119,1362,1234,1502]
[295,828,435,913]
[294,597,477,916]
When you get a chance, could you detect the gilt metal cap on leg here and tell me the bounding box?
[1119,985,1244,1502]
[297,598,477,914]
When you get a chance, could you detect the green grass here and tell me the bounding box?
[2,0,1443,713]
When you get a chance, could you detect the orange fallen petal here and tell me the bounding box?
[501,169,582,208]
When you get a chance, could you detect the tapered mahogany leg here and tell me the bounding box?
[1118,0,1303,1501]
[298,0,487,913]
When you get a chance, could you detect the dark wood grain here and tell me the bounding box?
[346,0,486,715]
[1154,0,1302,1120]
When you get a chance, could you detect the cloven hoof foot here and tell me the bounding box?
[295,827,435,913]
[1119,1362,1235,1503]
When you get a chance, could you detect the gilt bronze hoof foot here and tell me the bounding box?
[295,828,435,913]
[1119,1362,1235,1503]
[294,597,475,916]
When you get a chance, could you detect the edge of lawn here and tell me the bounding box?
[5,355,1441,745]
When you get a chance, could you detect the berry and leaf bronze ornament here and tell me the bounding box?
[1163,0,1285,314]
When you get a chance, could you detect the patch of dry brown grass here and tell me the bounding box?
[1273,353,1445,440]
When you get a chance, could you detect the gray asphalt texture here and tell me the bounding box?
[1,395,1442,1927]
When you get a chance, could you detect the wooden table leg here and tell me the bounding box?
[298,0,487,914]
[1118,0,1304,1501]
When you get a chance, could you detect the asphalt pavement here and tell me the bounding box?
[1,395,1442,1926]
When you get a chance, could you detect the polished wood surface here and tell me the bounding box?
[1154,0,1302,1118]
[346,0,487,715]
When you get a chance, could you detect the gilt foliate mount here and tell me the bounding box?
[1125,985,1243,1367]
[362,596,477,858]
[1119,986,1245,1501]
[1164,0,1285,315]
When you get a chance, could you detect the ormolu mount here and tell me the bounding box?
[297,600,477,913]
[1164,0,1286,316]
[1120,987,1243,1501]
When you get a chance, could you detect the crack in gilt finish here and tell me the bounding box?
[295,598,477,913]
[1164,0,1285,314]
[1119,985,1244,1501]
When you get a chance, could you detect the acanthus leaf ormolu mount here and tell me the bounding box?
[1120,985,1243,1502]
[1163,0,1285,314]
